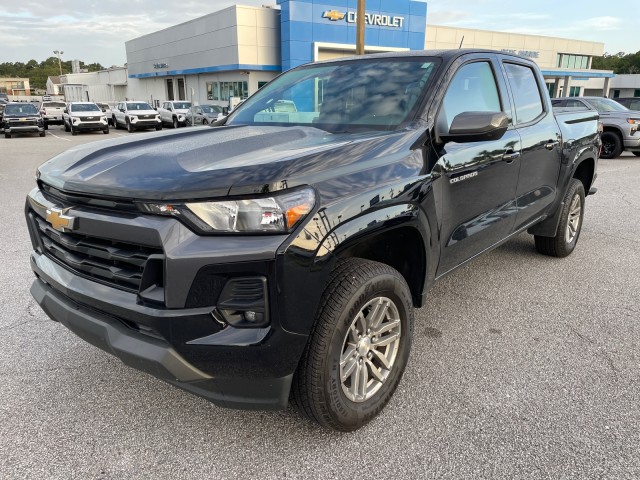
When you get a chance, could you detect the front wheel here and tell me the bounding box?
[71,124,77,136]
[127,120,134,133]
[291,258,414,431]
[534,178,585,257]
[600,131,623,159]
[172,117,178,129]
[113,117,119,129]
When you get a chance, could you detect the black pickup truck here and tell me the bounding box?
[26,50,599,431]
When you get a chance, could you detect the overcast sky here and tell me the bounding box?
[0,0,636,67]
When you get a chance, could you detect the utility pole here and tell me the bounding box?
[53,50,64,76]
[356,0,365,55]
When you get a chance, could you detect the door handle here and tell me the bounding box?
[502,150,520,163]
[545,141,559,150]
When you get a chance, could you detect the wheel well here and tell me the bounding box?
[338,227,426,307]
[602,126,623,141]
[573,158,595,193]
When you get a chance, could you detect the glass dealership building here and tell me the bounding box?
[120,0,613,106]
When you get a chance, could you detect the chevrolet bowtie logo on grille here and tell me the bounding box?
[322,10,346,21]
[46,207,77,232]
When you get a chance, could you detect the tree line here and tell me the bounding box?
[592,50,640,74]
[0,58,105,90]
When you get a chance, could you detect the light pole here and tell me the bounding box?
[53,50,64,76]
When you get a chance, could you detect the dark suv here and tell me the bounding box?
[3,103,45,138]
[613,97,640,112]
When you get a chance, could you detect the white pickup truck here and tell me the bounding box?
[112,101,162,133]
[40,101,66,129]
[157,101,192,128]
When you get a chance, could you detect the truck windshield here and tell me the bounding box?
[126,102,153,110]
[227,58,439,132]
[5,104,38,115]
[71,104,101,112]
[586,98,629,113]
[201,105,222,114]
[173,102,191,109]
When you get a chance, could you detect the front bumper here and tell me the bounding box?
[624,135,640,150]
[44,116,64,125]
[6,125,43,134]
[73,121,108,131]
[26,188,309,410]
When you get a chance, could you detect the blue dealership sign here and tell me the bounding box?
[278,0,428,71]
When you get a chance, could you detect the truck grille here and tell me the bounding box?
[10,118,37,126]
[33,215,163,292]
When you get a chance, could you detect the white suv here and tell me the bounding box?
[112,101,162,132]
[63,102,109,135]
[158,101,192,128]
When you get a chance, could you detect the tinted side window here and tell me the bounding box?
[504,63,544,124]
[630,100,640,111]
[440,62,501,130]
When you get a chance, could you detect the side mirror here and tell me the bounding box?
[440,111,509,143]
[63,109,68,114]
[222,107,229,115]
[119,108,125,112]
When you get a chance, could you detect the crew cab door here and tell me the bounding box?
[431,55,521,276]
[500,60,562,229]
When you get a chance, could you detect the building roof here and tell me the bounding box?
[48,76,61,84]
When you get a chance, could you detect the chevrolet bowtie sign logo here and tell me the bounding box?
[322,10,346,21]
[321,10,405,28]
[46,207,77,232]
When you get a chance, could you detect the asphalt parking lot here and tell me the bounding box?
[1,127,638,479]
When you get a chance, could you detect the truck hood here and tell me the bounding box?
[37,125,418,200]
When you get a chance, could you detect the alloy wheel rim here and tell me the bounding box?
[565,194,582,243]
[339,296,401,403]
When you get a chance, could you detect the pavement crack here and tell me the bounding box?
[565,323,618,376]
[565,323,596,345]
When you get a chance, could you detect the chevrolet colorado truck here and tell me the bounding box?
[62,102,109,135]
[26,50,600,431]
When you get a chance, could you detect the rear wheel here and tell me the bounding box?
[600,131,623,159]
[202,119,209,125]
[534,178,585,257]
[291,258,414,431]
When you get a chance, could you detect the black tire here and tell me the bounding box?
[633,152,640,157]
[40,131,46,137]
[291,258,414,431]
[103,128,109,134]
[113,116,119,129]
[5,133,10,139]
[71,124,77,136]
[127,120,134,133]
[600,131,623,159]
[202,119,208,126]
[44,122,48,131]
[534,178,585,257]
[172,117,178,129]
[156,124,162,131]
[64,120,70,132]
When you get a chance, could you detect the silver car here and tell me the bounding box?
[185,104,224,125]
[552,97,640,158]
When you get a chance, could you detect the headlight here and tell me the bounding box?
[141,188,315,234]
[627,118,640,125]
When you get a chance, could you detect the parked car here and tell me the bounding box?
[112,101,162,132]
[26,50,600,431]
[95,102,114,126]
[551,96,640,158]
[613,97,640,112]
[0,103,5,132]
[157,101,192,128]
[40,101,67,129]
[3,102,45,138]
[62,102,109,135]
[185,104,224,125]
